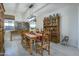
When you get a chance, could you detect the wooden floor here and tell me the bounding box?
[4,31,79,56]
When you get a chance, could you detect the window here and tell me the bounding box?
[30,21,36,29]
[4,19,15,31]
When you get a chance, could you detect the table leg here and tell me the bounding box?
[10,32,12,41]
[29,39,33,55]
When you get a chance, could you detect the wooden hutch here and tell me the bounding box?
[0,3,5,55]
[43,14,60,43]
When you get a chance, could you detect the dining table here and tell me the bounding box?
[24,32,42,55]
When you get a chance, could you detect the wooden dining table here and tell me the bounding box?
[24,32,42,55]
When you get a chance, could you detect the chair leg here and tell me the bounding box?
[35,42,37,54]
[48,50,50,55]
[41,47,43,56]
[36,47,37,54]
[48,45,50,55]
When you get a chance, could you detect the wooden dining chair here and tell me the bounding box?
[35,31,51,55]
[21,32,30,49]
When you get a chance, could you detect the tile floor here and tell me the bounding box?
[4,31,79,56]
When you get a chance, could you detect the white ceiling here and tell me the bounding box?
[4,3,47,15]
[3,3,78,21]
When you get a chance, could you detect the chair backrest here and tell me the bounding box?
[42,30,51,44]
[64,36,69,42]
[36,29,40,33]
[21,33,24,39]
[21,32,26,40]
[62,36,69,42]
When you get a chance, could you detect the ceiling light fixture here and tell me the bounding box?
[27,16,36,22]
[29,4,34,8]
[25,4,35,22]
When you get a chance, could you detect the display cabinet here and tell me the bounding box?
[0,3,5,55]
[43,14,60,43]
